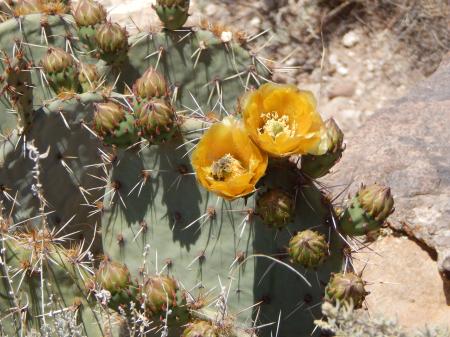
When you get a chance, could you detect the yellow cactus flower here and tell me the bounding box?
[192,117,268,200]
[242,83,324,157]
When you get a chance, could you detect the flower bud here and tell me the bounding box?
[95,258,131,292]
[42,48,79,93]
[42,47,73,74]
[288,230,329,269]
[143,275,178,316]
[134,67,169,99]
[95,21,128,64]
[136,99,177,144]
[93,101,139,147]
[358,184,394,222]
[182,321,217,337]
[94,102,125,135]
[73,0,107,27]
[301,118,344,179]
[154,0,190,30]
[325,272,367,308]
[256,189,294,229]
[321,118,344,154]
[78,63,100,92]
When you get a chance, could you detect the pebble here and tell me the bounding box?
[250,17,261,27]
[328,80,356,99]
[342,31,360,48]
[336,64,349,76]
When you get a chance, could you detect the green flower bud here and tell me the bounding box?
[288,230,329,269]
[93,102,139,147]
[95,257,139,312]
[358,184,394,222]
[322,118,344,153]
[95,22,128,64]
[134,67,169,99]
[325,272,367,308]
[182,321,218,337]
[73,0,107,27]
[42,47,73,74]
[256,189,294,229]
[93,102,125,135]
[301,118,345,179]
[95,258,131,292]
[154,0,190,30]
[41,48,80,93]
[136,99,177,144]
[78,63,100,92]
[143,275,178,316]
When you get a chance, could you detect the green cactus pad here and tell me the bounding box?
[0,93,109,233]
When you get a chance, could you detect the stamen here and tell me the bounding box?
[211,154,245,181]
[259,112,296,138]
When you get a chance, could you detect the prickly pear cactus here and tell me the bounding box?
[0,1,397,337]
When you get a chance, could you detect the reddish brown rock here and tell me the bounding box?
[324,54,450,277]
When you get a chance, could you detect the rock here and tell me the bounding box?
[324,55,450,277]
[250,17,261,27]
[353,236,450,330]
[336,64,349,76]
[342,31,360,48]
[328,80,356,99]
[329,53,349,76]
[320,97,362,131]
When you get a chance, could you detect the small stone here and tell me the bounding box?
[342,31,360,48]
[328,80,356,99]
[250,17,261,27]
[336,64,349,76]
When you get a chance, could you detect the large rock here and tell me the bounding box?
[324,54,450,277]
[353,236,450,329]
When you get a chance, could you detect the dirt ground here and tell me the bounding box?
[102,0,450,331]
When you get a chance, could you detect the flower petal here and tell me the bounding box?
[192,117,268,200]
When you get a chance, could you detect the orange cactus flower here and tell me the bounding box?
[242,83,324,157]
[192,117,268,200]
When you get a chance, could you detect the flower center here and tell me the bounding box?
[210,154,245,181]
[259,112,296,139]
